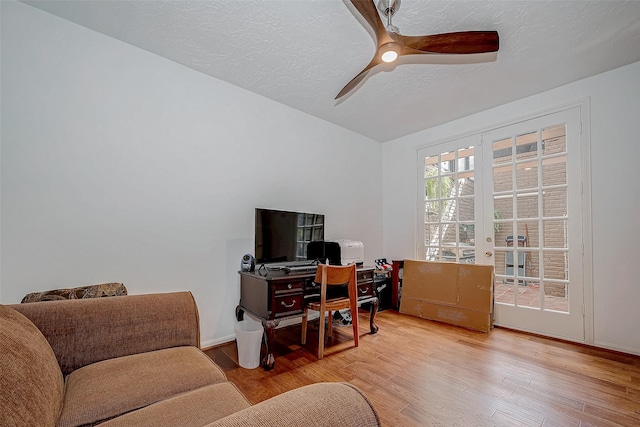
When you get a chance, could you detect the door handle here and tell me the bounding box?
[485,251,493,257]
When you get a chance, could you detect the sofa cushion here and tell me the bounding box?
[58,346,227,427]
[99,382,251,427]
[0,305,64,427]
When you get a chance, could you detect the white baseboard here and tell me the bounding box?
[201,335,235,349]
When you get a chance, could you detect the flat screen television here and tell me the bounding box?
[254,208,324,265]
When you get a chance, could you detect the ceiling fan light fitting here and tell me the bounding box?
[381,50,398,63]
[380,42,400,63]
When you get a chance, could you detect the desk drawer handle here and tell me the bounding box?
[359,287,369,294]
[287,283,293,289]
[281,300,296,308]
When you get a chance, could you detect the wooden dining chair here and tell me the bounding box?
[301,263,359,359]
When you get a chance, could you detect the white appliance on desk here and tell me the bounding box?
[333,239,364,265]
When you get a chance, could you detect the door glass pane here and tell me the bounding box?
[494,222,512,249]
[494,250,506,277]
[543,188,567,217]
[459,224,475,247]
[542,125,566,155]
[458,147,474,171]
[521,282,541,308]
[493,138,512,163]
[440,176,454,199]
[425,201,439,222]
[516,132,538,161]
[516,160,538,190]
[543,220,567,248]
[494,197,513,220]
[425,177,438,201]
[495,283,516,304]
[441,223,456,246]
[543,251,568,280]
[426,247,442,261]
[440,151,454,173]
[493,165,512,192]
[427,226,441,247]
[516,221,539,247]
[517,194,538,218]
[421,147,476,263]
[544,281,568,312]
[542,156,567,186]
[458,196,474,221]
[525,251,540,279]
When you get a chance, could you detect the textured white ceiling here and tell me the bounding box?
[23,0,640,142]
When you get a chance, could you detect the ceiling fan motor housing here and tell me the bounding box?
[377,0,401,17]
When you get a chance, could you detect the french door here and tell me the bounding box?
[417,107,586,341]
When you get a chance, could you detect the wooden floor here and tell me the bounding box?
[204,309,640,426]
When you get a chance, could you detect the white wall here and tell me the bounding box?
[0,2,383,347]
[383,61,640,355]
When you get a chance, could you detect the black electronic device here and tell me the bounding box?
[254,208,324,265]
[240,253,255,272]
[306,241,341,265]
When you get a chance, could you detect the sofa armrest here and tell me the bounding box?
[9,292,200,376]
[206,382,381,427]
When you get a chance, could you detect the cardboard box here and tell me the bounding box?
[399,260,494,332]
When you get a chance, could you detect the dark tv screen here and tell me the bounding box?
[254,208,324,264]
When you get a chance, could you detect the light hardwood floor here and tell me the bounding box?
[205,310,640,426]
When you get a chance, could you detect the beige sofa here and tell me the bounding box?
[0,291,380,427]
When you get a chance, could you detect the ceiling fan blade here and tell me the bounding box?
[336,57,382,100]
[393,31,499,54]
[349,0,392,46]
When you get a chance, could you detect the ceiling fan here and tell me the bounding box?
[337,0,499,99]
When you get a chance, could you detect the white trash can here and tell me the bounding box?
[234,320,263,369]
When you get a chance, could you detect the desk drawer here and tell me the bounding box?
[357,282,375,299]
[273,279,305,293]
[357,269,374,283]
[273,293,303,317]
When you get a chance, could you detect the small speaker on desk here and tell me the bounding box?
[240,254,255,272]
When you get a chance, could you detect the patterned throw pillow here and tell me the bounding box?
[20,282,127,303]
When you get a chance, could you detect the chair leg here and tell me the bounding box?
[318,311,326,360]
[301,309,308,345]
[327,310,333,338]
[351,308,359,348]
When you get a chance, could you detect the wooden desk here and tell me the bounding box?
[236,266,379,370]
